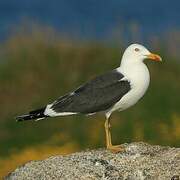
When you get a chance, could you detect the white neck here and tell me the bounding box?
[120,53,144,68]
[117,57,150,92]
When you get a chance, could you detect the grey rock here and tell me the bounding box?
[5,142,180,180]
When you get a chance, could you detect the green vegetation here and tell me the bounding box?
[0,25,180,177]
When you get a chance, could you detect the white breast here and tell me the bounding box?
[107,64,150,116]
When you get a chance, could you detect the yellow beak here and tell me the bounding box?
[146,53,162,62]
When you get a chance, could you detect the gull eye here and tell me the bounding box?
[135,48,140,52]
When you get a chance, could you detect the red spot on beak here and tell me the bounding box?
[147,53,162,62]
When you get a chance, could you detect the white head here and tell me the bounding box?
[120,43,162,66]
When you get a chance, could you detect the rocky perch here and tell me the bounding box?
[6,142,180,180]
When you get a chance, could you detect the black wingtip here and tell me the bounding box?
[15,107,47,122]
[15,115,31,122]
[15,118,24,122]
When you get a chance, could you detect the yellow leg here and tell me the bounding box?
[104,118,124,153]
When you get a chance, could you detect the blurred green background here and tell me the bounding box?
[0,1,180,177]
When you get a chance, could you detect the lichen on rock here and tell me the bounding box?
[6,142,180,180]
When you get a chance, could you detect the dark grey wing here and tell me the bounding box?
[51,69,131,114]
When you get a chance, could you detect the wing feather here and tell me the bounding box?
[50,69,131,114]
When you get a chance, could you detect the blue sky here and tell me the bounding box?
[0,0,179,40]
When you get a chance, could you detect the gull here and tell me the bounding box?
[16,43,162,153]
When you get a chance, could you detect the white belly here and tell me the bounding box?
[107,64,150,116]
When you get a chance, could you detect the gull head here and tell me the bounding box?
[121,44,162,66]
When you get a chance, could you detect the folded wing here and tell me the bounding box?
[47,69,131,115]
